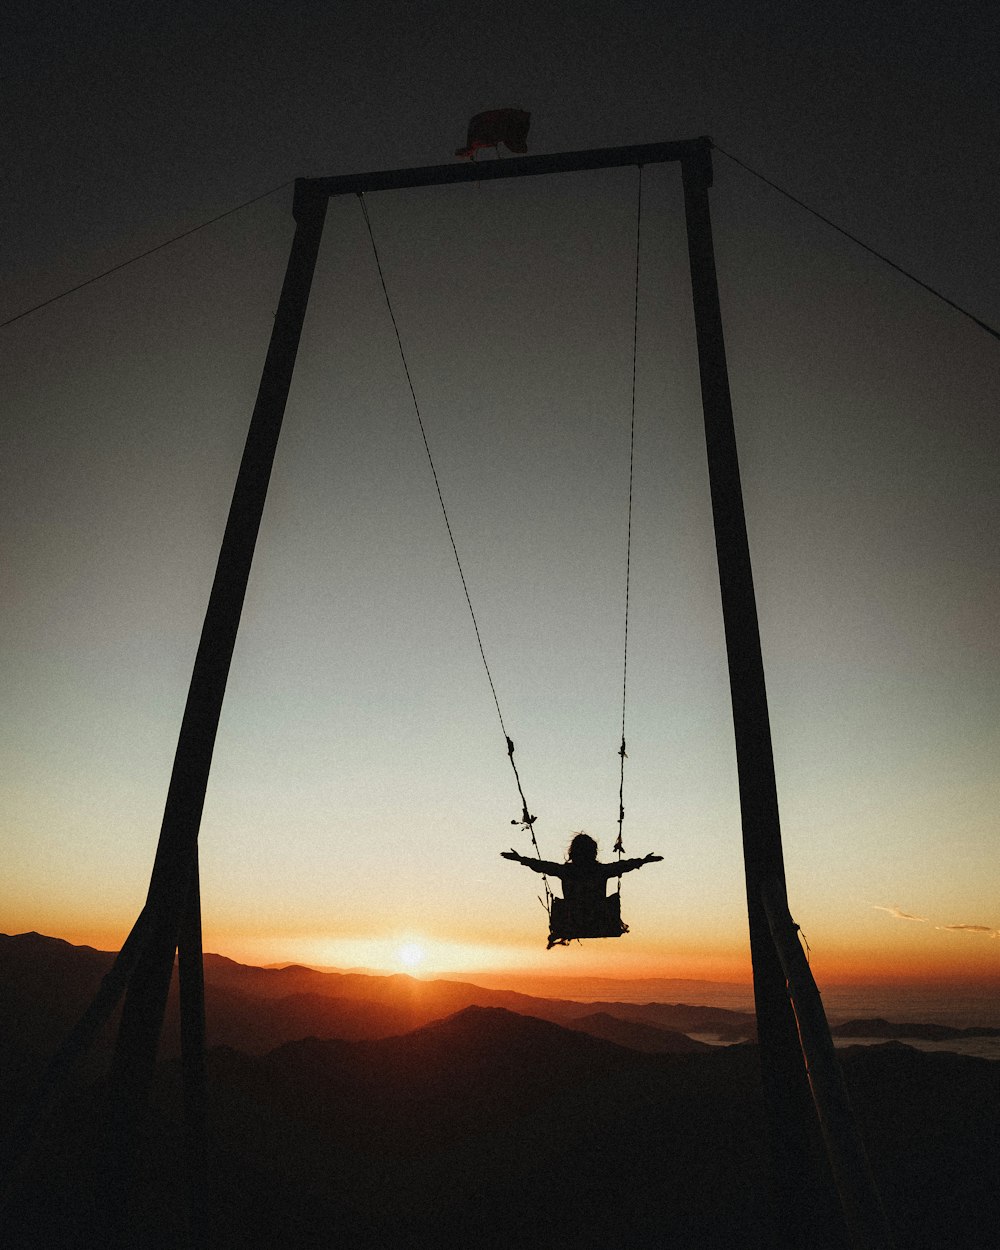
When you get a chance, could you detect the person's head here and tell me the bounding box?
[567,832,598,863]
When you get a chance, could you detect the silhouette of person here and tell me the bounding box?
[502,832,662,912]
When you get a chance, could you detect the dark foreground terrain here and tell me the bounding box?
[3,934,998,1249]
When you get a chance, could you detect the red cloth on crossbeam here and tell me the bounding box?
[455,109,531,158]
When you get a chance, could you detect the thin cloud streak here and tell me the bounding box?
[873,906,999,938]
[936,924,1000,939]
[873,905,929,923]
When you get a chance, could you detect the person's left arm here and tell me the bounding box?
[607,853,663,877]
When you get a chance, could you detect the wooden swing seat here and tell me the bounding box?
[548,893,629,946]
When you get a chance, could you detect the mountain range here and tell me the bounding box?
[2,932,998,1248]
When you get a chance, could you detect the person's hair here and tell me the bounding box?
[567,832,598,863]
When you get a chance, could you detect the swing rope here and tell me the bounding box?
[357,193,550,899]
[615,165,643,867]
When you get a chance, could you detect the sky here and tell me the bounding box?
[3,1,998,990]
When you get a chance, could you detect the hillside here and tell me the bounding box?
[0,932,753,1074]
[4,993,998,1249]
[3,933,999,1247]
[829,1017,1000,1041]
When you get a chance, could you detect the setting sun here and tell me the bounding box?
[396,942,425,969]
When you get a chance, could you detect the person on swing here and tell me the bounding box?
[502,832,662,944]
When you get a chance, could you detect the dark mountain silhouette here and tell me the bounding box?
[223,1006,655,1154]
[3,935,999,1249]
[584,999,757,1041]
[0,933,752,1067]
[829,1016,1000,1041]
[450,970,752,1002]
[565,1010,713,1053]
[0,932,122,1090]
[182,1007,783,1249]
[196,946,762,1039]
[201,953,760,1039]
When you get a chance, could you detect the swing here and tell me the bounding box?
[359,166,654,949]
[502,829,663,948]
[498,168,651,948]
[549,893,627,943]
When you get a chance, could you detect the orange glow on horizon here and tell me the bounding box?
[20,917,996,994]
[11,885,996,991]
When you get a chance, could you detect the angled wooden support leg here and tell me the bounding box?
[103,182,328,1237]
[681,139,835,1243]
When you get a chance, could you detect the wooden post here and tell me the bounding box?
[680,139,834,1238]
[104,181,328,1233]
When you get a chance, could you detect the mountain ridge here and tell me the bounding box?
[3,933,999,1249]
[0,932,756,1060]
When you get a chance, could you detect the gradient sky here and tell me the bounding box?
[3,1,998,986]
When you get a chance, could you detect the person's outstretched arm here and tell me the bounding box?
[501,849,564,876]
[608,852,663,878]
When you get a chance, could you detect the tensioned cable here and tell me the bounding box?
[1,180,294,330]
[712,142,999,344]
[356,193,547,881]
[7,153,996,345]
[614,164,643,864]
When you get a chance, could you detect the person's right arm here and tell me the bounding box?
[501,850,563,876]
